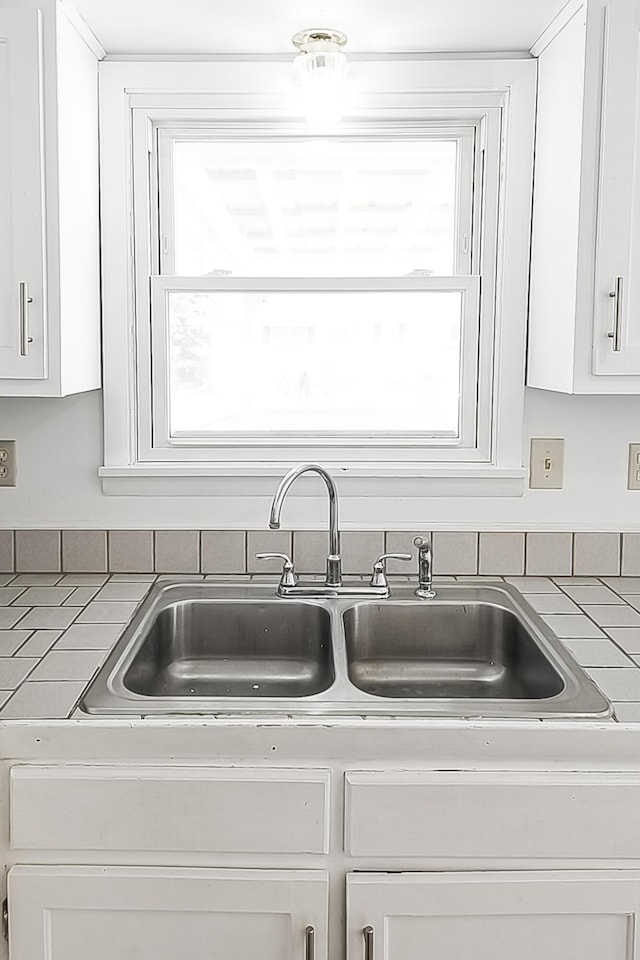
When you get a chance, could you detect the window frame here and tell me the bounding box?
[98,58,536,498]
[149,123,480,456]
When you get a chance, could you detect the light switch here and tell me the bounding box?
[529,438,564,489]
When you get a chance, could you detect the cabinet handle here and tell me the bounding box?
[305,925,315,960]
[608,276,624,352]
[363,925,374,960]
[18,282,34,357]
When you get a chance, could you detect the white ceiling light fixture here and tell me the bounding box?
[292,28,348,125]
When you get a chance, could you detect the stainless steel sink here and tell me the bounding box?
[81,581,611,719]
[124,598,334,698]
[344,601,564,699]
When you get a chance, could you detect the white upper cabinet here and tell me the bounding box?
[0,0,101,396]
[594,0,640,375]
[528,0,640,393]
[0,7,46,381]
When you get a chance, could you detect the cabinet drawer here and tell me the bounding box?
[345,771,640,860]
[11,765,330,854]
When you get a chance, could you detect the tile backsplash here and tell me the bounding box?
[0,530,639,576]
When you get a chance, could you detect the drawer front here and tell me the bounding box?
[345,771,640,860]
[11,765,330,854]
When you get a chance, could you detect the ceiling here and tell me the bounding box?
[71,0,569,56]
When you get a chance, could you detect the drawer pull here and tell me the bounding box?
[18,282,34,357]
[608,276,624,352]
[305,925,315,960]
[363,925,374,960]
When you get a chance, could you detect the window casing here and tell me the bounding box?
[98,59,536,496]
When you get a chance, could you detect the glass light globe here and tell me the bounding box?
[292,31,347,125]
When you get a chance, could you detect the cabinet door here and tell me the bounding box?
[8,866,328,960]
[0,6,46,379]
[347,871,640,960]
[593,0,640,375]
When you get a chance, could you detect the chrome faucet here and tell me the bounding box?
[414,536,436,599]
[269,463,342,586]
[257,462,411,597]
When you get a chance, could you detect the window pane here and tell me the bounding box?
[171,139,458,278]
[167,290,462,436]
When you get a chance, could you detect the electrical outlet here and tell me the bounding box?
[628,444,640,490]
[0,441,16,487]
[529,438,564,489]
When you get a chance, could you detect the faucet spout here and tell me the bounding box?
[269,463,341,586]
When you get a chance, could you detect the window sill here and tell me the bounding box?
[98,464,527,498]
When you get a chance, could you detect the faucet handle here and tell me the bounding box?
[369,553,412,588]
[255,552,297,587]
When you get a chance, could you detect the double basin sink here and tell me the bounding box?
[81,580,611,719]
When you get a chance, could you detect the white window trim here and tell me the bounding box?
[98,58,536,497]
[146,121,483,461]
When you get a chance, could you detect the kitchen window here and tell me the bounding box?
[154,129,478,445]
[99,59,535,496]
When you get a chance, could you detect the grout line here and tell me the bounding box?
[568,532,574,576]
[7,631,34,656]
[619,532,624,577]
[56,530,62,574]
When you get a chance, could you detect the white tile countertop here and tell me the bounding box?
[1,573,640,722]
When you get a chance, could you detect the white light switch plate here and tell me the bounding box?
[529,438,564,489]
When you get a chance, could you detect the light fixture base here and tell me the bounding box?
[292,29,347,51]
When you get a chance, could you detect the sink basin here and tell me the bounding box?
[343,601,564,699]
[123,598,334,698]
[80,581,611,719]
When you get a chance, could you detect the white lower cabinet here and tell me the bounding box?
[9,866,640,960]
[7,866,328,960]
[8,767,640,960]
[347,871,640,960]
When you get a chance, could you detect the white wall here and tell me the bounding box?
[1,388,640,531]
